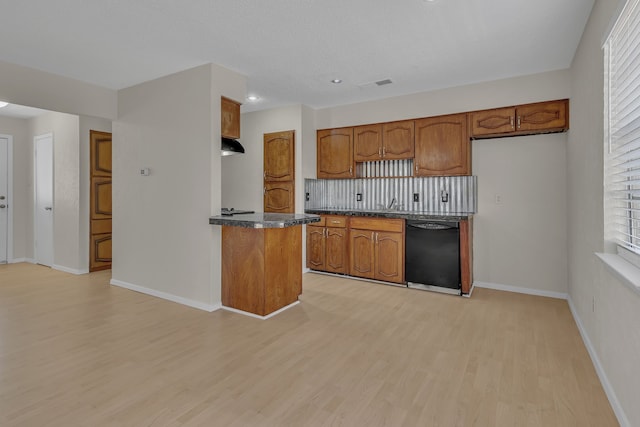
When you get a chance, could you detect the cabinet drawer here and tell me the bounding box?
[349,217,404,233]
[325,215,347,228]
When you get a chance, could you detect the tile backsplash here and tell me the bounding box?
[305,176,477,214]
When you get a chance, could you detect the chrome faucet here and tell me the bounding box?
[388,197,397,209]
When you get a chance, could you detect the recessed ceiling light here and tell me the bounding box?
[0,101,8,108]
[247,95,260,102]
[331,79,342,84]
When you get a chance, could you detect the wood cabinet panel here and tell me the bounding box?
[306,216,349,274]
[349,229,375,279]
[221,97,241,139]
[326,228,348,274]
[90,233,112,271]
[89,130,112,272]
[90,177,112,220]
[516,100,568,133]
[470,107,515,137]
[349,217,404,233]
[264,130,295,181]
[325,216,347,228]
[354,124,382,162]
[375,231,404,283]
[460,218,473,294]
[264,182,294,213]
[317,128,354,179]
[382,120,414,159]
[90,131,112,177]
[414,113,470,176]
[306,225,326,270]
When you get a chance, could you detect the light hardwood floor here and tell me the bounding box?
[0,263,617,426]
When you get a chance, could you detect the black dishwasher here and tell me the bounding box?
[405,220,461,294]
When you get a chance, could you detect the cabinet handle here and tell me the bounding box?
[263,187,266,195]
[349,166,353,176]
[517,116,521,129]
[263,171,266,179]
[379,147,382,157]
[382,146,386,156]
[510,116,514,129]
[331,220,340,224]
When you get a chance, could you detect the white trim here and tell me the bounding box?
[52,264,88,275]
[567,296,631,427]
[473,281,568,300]
[221,300,300,320]
[110,278,221,312]
[597,252,640,296]
[33,133,54,267]
[9,258,35,264]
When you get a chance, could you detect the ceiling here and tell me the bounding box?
[0,0,594,115]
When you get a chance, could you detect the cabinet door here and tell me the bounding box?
[469,107,515,137]
[317,128,354,179]
[375,231,404,283]
[264,182,294,213]
[326,228,348,274]
[306,225,326,270]
[354,124,382,162]
[349,229,375,279]
[382,120,414,159]
[414,113,470,176]
[221,97,241,139]
[264,130,294,181]
[516,100,568,133]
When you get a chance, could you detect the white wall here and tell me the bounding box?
[568,0,639,425]
[315,71,571,295]
[29,112,83,273]
[113,63,245,309]
[0,116,30,260]
[0,60,116,120]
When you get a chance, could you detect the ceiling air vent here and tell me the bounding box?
[375,79,393,86]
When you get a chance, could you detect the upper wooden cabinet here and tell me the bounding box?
[264,130,294,182]
[221,97,241,139]
[353,121,414,162]
[264,181,294,213]
[414,113,470,177]
[317,127,354,179]
[470,99,569,138]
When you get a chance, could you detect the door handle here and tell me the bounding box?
[44,207,52,211]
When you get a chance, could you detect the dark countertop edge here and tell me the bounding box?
[209,213,321,229]
[304,209,473,221]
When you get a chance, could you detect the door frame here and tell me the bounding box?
[0,134,13,263]
[33,133,54,266]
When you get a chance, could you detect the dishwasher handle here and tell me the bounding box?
[407,221,459,230]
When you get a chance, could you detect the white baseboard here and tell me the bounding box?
[473,281,568,300]
[222,300,300,320]
[52,264,89,275]
[9,258,35,264]
[567,297,630,427]
[110,278,221,312]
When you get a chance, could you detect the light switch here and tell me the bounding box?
[140,168,150,176]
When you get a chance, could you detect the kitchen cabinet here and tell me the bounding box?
[306,216,349,274]
[349,217,404,284]
[264,181,294,213]
[317,127,354,179]
[353,121,414,162]
[221,97,241,139]
[470,99,569,138]
[414,113,470,176]
[264,130,295,213]
[460,218,473,294]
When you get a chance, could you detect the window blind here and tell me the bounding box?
[605,0,640,253]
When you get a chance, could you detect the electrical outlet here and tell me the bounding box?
[413,193,420,202]
[305,192,310,202]
[356,193,363,202]
[495,194,503,204]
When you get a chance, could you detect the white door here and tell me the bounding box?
[35,134,53,267]
[0,137,8,263]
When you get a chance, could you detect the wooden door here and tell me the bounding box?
[264,130,294,181]
[317,128,354,179]
[353,124,382,162]
[90,130,112,272]
[306,225,326,270]
[375,231,404,283]
[469,107,516,137]
[349,229,375,279]
[326,228,348,274]
[264,182,294,213]
[414,113,470,176]
[382,120,414,159]
[516,100,568,133]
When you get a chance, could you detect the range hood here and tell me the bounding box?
[221,137,245,156]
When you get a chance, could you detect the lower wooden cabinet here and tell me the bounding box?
[349,217,404,284]
[306,216,349,274]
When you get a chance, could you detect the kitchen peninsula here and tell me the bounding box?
[209,212,320,318]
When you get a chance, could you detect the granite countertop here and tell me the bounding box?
[304,208,473,221]
[209,212,321,229]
